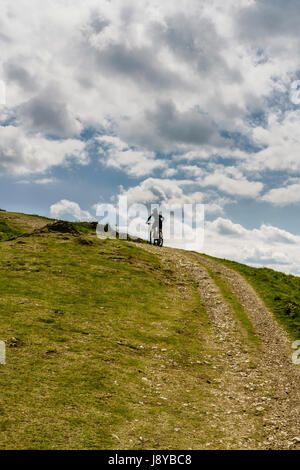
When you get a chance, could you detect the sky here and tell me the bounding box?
[1,0,300,273]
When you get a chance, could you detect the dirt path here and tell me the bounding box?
[138,244,300,450]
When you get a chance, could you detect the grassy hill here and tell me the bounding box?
[0,211,52,241]
[0,211,217,449]
[0,211,299,449]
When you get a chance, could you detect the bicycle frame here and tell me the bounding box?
[148,224,163,246]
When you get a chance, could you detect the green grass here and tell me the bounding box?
[0,216,223,449]
[2,211,287,449]
[71,221,97,234]
[0,211,51,237]
[0,219,23,241]
[202,255,300,340]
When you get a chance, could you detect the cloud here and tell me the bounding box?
[1,0,300,174]
[82,6,188,91]
[179,165,205,178]
[18,85,82,137]
[162,168,178,178]
[120,100,230,154]
[212,217,246,237]
[243,111,300,172]
[119,177,228,214]
[262,183,300,206]
[151,11,242,82]
[94,43,186,91]
[4,63,38,93]
[17,177,58,185]
[0,126,87,175]
[119,177,189,206]
[34,177,58,185]
[50,199,93,221]
[238,0,300,45]
[204,217,300,274]
[200,170,263,198]
[179,164,263,198]
[0,0,266,165]
[97,135,166,177]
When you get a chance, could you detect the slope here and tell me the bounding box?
[0,211,299,450]
[0,216,219,449]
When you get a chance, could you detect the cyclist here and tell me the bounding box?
[146,208,164,243]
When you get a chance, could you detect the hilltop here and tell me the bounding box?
[0,211,299,450]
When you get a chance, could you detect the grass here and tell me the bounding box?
[202,255,300,341]
[71,221,97,234]
[0,219,23,241]
[0,213,223,450]
[2,211,291,449]
[0,211,51,237]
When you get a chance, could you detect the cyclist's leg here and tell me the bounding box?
[151,224,156,244]
[153,223,158,239]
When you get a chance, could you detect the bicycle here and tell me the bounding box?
[147,223,163,247]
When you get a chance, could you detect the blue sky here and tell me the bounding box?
[1,0,300,273]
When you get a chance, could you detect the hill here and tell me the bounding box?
[0,211,299,450]
[0,211,52,241]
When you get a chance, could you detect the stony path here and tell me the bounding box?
[138,244,300,450]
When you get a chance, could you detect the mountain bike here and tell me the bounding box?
[147,223,163,247]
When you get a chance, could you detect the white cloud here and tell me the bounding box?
[119,177,229,215]
[0,126,87,175]
[0,0,299,179]
[262,183,300,206]
[180,164,263,198]
[200,171,263,197]
[17,177,58,185]
[50,199,93,221]
[97,135,166,177]
[18,84,83,137]
[162,168,178,178]
[119,178,189,206]
[203,217,300,274]
[34,177,58,185]
[244,111,300,172]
